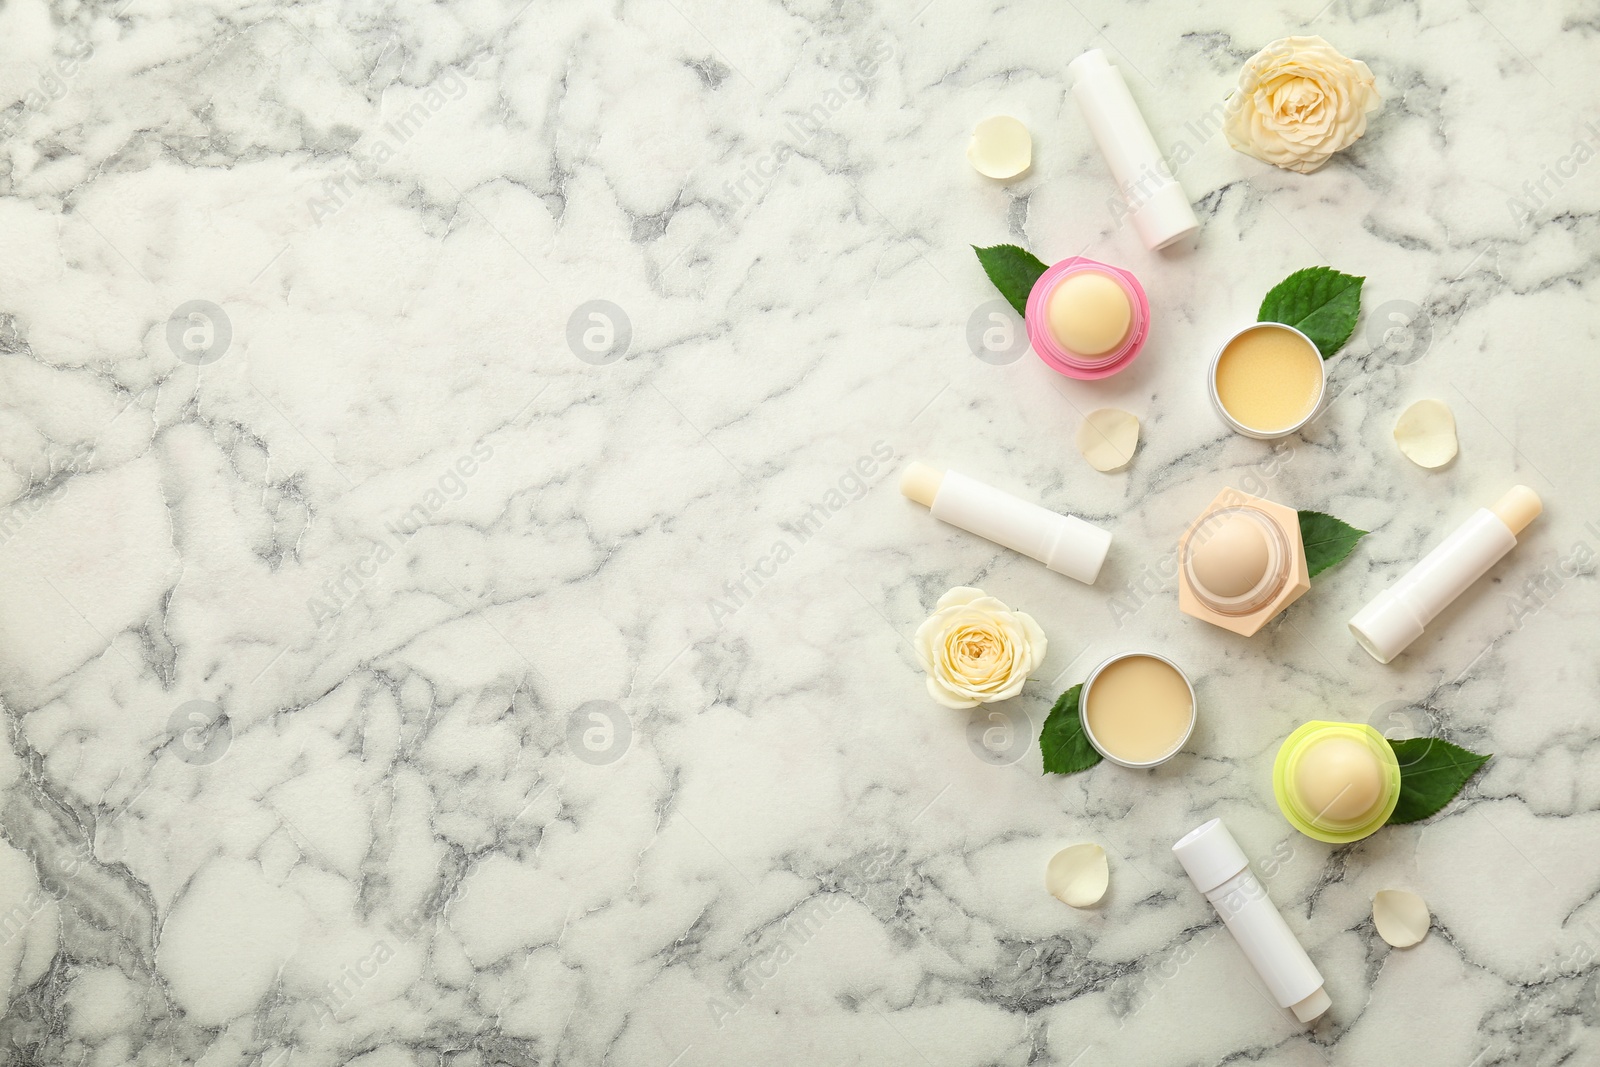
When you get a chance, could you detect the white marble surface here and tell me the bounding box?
[0,0,1596,1063]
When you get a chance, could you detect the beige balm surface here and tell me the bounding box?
[1178,489,1310,637]
[1047,271,1132,356]
[1210,323,1325,439]
[1081,653,1195,768]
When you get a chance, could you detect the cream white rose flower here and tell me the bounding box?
[913,587,1047,709]
[1225,36,1381,174]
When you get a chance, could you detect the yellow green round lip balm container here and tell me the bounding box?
[1272,721,1401,843]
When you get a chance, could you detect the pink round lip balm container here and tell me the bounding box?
[1024,257,1150,379]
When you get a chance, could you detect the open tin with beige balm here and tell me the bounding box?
[1079,652,1197,768]
[1209,323,1326,439]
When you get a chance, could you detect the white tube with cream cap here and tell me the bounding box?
[1173,818,1330,1025]
[1350,486,1542,663]
[1067,49,1200,251]
[900,462,1111,585]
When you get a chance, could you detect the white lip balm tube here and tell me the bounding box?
[1067,49,1200,251]
[1173,819,1330,1025]
[1350,486,1543,664]
[900,462,1112,585]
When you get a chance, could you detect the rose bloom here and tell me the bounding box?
[913,587,1047,709]
[1225,36,1382,174]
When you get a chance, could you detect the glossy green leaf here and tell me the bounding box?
[1040,684,1102,776]
[974,244,1049,317]
[1299,510,1367,579]
[1387,738,1492,824]
[1258,266,1364,358]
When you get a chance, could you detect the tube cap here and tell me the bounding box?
[1131,181,1200,251]
[1049,516,1113,585]
[1348,589,1426,665]
[899,461,943,509]
[1172,818,1249,895]
[1491,485,1542,536]
[1066,48,1108,81]
[1290,986,1331,1023]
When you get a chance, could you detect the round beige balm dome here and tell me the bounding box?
[1295,736,1384,823]
[1191,513,1269,598]
[1047,271,1131,356]
[1179,505,1290,619]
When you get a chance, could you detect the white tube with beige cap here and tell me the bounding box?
[1350,486,1542,663]
[1173,819,1331,1025]
[900,463,1111,585]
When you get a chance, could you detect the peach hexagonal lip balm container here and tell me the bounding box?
[1178,488,1309,637]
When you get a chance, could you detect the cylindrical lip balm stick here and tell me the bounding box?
[1067,49,1200,251]
[1173,819,1331,1025]
[900,462,1112,585]
[1349,486,1543,663]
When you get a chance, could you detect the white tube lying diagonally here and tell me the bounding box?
[899,463,1112,586]
[1173,818,1331,1025]
[1349,486,1542,664]
[1066,48,1200,251]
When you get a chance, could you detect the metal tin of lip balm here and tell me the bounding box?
[1078,651,1197,769]
[1208,322,1327,441]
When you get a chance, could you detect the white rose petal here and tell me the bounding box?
[1393,398,1458,469]
[913,587,1047,709]
[936,586,988,610]
[1225,36,1382,174]
[967,115,1032,180]
[1075,408,1140,473]
[1372,889,1430,948]
[1046,843,1109,908]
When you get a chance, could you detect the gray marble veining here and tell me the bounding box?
[0,0,1596,1064]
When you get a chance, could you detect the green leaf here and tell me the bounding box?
[974,244,1049,317]
[1387,738,1492,824]
[1257,266,1365,358]
[1039,684,1102,775]
[1298,510,1367,579]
